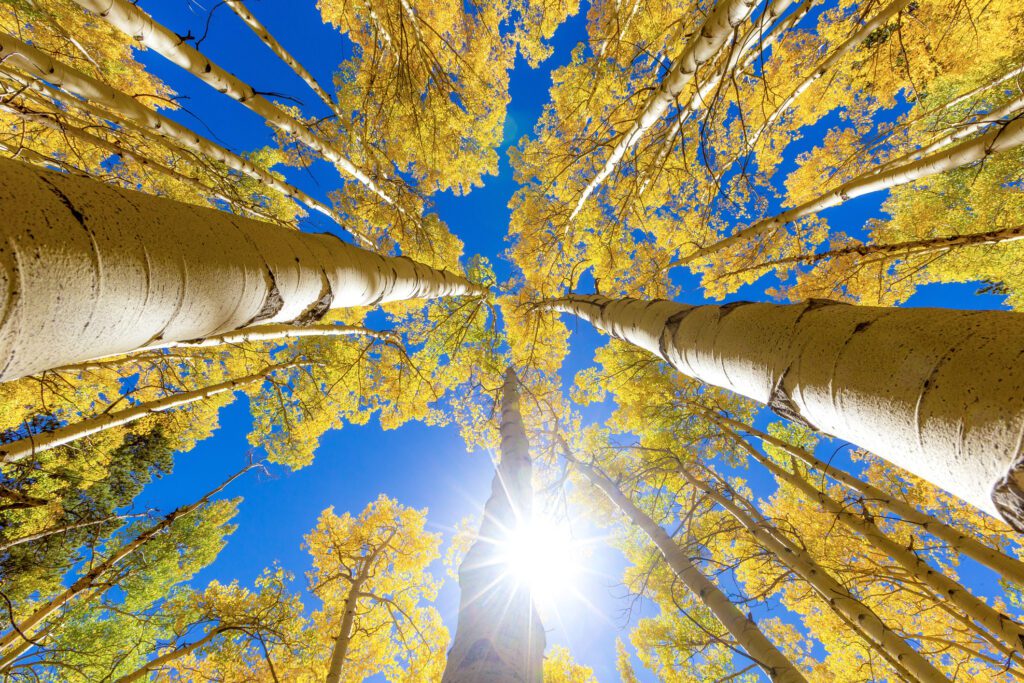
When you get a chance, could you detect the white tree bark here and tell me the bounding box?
[546,294,1024,528]
[0,157,482,382]
[570,0,763,219]
[0,34,356,236]
[720,423,1024,654]
[0,363,292,464]
[679,114,1024,264]
[709,411,1024,585]
[223,0,346,120]
[442,368,545,683]
[69,0,394,207]
[679,464,950,683]
[574,459,810,683]
[744,0,912,151]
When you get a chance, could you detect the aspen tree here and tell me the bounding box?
[0,464,249,657]
[0,157,482,382]
[0,34,355,235]
[673,459,950,683]
[571,457,810,683]
[680,111,1024,264]
[547,294,1024,526]
[443,368,545,683]
[706,410,1024,584]
[717,425,1024,655]
[570,0,763,219]
[68,0,395,207]
[0,363,296,464]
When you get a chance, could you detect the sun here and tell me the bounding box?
[500,513,582,604]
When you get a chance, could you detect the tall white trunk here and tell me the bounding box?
[324,573,367,683]
[720,422,1024,654]
[0,364,290,464]
[679,114,1024,264]
[0,34,356,236]
[547,295,1024,528]
[710,412,1024,585]
[570,0,763,219]
[744,0,912,150]
[680,464,950,682]
[69,0,394,207]
[0,157,481,382]
[574,459,809,683]
[442,368,545,683]
[223,0,345,120]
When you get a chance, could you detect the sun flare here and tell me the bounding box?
[500,515,582,604]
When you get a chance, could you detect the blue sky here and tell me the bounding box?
[125,1,1012,680]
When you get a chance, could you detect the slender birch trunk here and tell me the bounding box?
[0,363,292,464]
[545,294,1024,527]
[70,0,394,207]
[0,157,481,382]
[53,324,396,375]
[745,0,912,150]
[0,466,251,654]
[678,114,1024,263]
[325,573,367,683]
[875,93,1024,173]
[114,627,226,683]
[0,35,355,236]
[573,459,809,683]
[0,513,146,553]
[223,0,345,120]
[942,64,1024,113]
[719,424,1024,654]
[570,0,763,219]
[442,368,545,683]
[678,464,950,683]
[722,224,1024,276]
[707,411,1024,585]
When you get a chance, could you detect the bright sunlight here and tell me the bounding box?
[500,515,582,604]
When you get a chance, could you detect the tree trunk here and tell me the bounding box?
[679,114,1024,264]
[0,34,352,235]
[223,0,345,120]
[0,363,291,464]
[545,294,1024,528]
[0,157,481,382]
[678,464,950,683]
[709,411,1024,585]
[570,0,762,219]
[114,627,225,683]
[0,466,251,654]
[722,224,1024,275]
[574,459,809,683]
[53,324,396,374]
[324,574,367,683]
[442,368,545,683]
[70,0,394,207]
[0,513,146,553]
[719,422,1024,655]
[744,0,912,150]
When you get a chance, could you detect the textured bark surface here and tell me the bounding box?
[576,460,809,683]
[570,0,762,219]
[548,295,1024,526]
[442,368,545,683]
[0,158,481,382]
